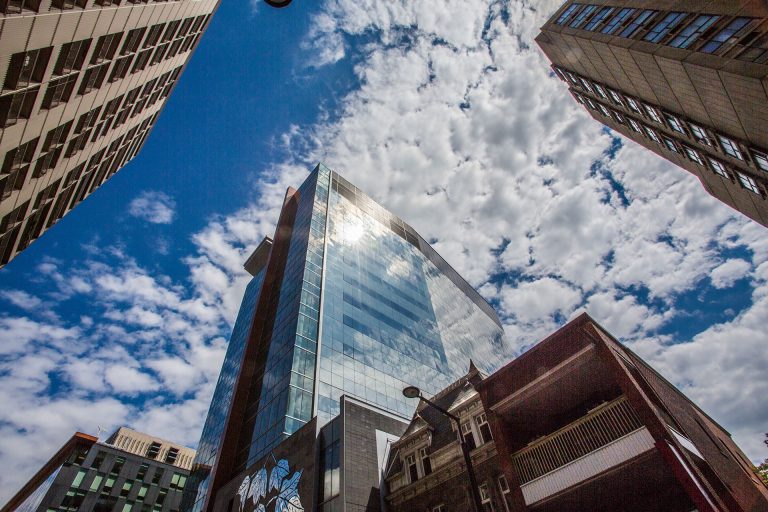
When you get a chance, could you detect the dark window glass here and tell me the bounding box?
[669,14,720,48]
[41,74,77,109]
[151,467,164,485]
[143,24,165,48]
[555,3,581,25]
[584,7,613,31]
[0,87,39,126]
[42,121,72,151]
[644,12,687,43]
[50,0,86,9]
[78,63,109,95]
[110,456,126,475]
[4,47,52,90]
[601,8,635,34]
[122,28,147,55]
[0,0,42,14]
[54,39,91,75]
[620,10,656,38]
[702,17,752,53]
[91,33,121,64]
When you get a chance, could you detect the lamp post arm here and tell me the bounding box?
[418,396,460,424]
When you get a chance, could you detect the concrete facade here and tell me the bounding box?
[0,0,218,267]
[536,1,768,226]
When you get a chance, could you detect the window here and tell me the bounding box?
[0,0,42,14]
[702,17,752,54]
[151,467,164,485]
[146,442,162,459]
[626,97,641,113]
[132,49,152,73]
[165,447,179,465]
[137,463,149,481]
[460,421,477,450]
[476,413,493,444]
[555,3,581,25]
[669,15,720,48]
[685,147,704,165]
[570,5,597,29]
[110,56,133,83]
[121,481,133,497]
[719,135,744,160]
[122,28,147,55]
[122,504,133,512]
[690,124,712,146]
[643,104,662,123]
[406,453,418,483]
[0,87,39,126]
[110,456,125,475]
[432,506,444,512]
[54,39,91,75]
[72,470,87,488]
[61,490,86,510]
[752,150,768,173]
[607,89,623,105]
[597,103,611,117]
[664,115,685,133]
[620,10,656,38]
[4,47,52,90]
[498,476,512,512]
[479,483,494,512]
[601,8,636,34]
[143,24,165,48]
[41,75,77,109]
[91,33,121,64]
[593,83,607,99]
[419,447,432,476]
[156,490,167,506]
[578,77,593,93]
[611,111,625,124]
[644,12,687,43]
[663,137,679,153]
[78,63,109,95]
[89,475,103,492]
[103,476,116,493]
[644,126,661,144]
[709,158,729,178]
[585,7,613,31]
[170,473,187,490]
[138,485,148,499]
[628,118,642,133]
[737,172,761,194]
[50,0,86,9]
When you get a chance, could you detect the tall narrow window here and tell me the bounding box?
[585,7,614,31]
[702,18,752,54]
[643,104,663,124]
[737,172,761,194]
[4,47,52,90]
[498,476,512,512]
[628,118,642,133]
[669,15,720,48]
[0,87,39,126]
[406,453,418,483]
[644,12,687,43]
[54,39,91,75]
[419,447,432,476]
[555,3,581,25]
[620,10,656,38]
[690,124,713,146]
[41,75,77,109]
[607,89,623,105]
[601,8,636,34]
[569,5,598,29]
[752,150,768,173]
[719,135,744,160]
[460,421,477,450]
[644,126,661,144]
[479,483,495,512]
[664,115,685,133]
[626,97,641,113]
[709,158,729,178]
[685,147,704,165]
[663,137,679,153]
[476,413,493,444]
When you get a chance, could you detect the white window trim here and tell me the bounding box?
[737,172,761,194]
[719,135,744,160]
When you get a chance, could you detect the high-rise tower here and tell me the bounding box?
[183,164,510,512]
[0,0,219,267]
[536,1,768,226]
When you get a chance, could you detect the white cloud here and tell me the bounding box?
[128,191,177,224]
[710,258,752,289]
[0,290,43,310]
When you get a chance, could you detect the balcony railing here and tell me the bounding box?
[511,396,643,484]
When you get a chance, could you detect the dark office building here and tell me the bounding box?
[536,1,768,227]
[2,427,196,512]
[0,0,219,267]
[182,164,511,512]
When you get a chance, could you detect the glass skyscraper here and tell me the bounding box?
[183,164,511,512]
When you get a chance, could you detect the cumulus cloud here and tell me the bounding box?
[710,259,752,289]
[128,191,177,224]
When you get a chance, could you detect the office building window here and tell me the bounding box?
[169,473,187,490]
[752,150,768,173]
[555,3,581,25]
[79,63,109,95]
[664,115,685,133]
[597,103,610,117]
[607,89,623,105]
[663,137,679,153]
[41,74,76,109]
[602,8,636,34]
[709,158,729,178]
[578,77,593,93]
[702,17,752,54]
[585,7,613,31]
[54,39,91,75]
[628,118,642,133]
[643,104,663,124]
[685,147,704,165]
[89,475,103,492]
[719,136,744,160]
[669,15,720,48]
[644,126,661,144]
[569,5,598,29]
[479,483,494,512]
[626,97,641,113]
[690,124,713,146]
[0,87,39,126]
[612,111,624,124]
[644,12,687,43]
[122,28,147,55]
[498,475,512,512]
[1,0,42,13]
[4,47,52,90]
[61,491,86,510]
[593,83,607,99]
[737,172,761,194]
[120,482,132,497]
[620,10,656,38]
[137,463,149,481]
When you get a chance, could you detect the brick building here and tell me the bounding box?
[0,0,218,267]
[385,314,768,512]
[536,1,768,227]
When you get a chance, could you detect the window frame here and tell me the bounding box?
[718,135,744,160]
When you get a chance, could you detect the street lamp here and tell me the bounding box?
[403,386,485,512]
[263,0,292,7]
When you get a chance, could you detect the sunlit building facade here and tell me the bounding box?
[537,1,768,226]
[0,0,219,267]
[183,164,510,512]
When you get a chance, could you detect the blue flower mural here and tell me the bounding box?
[237,456,304,512]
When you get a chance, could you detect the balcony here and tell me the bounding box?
[511,396,655,505]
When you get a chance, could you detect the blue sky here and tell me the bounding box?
[1,0,767,501]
